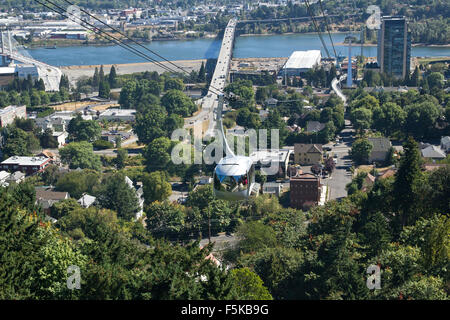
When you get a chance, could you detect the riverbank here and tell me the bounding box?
[61,59,207,85]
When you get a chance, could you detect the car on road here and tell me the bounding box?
[333,158,338,164]
[333,154,338,158]
[323,146,332,151]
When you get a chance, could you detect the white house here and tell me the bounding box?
[441,136,450,153]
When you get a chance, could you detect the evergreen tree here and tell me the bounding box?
[393,137,423,232]
[35,79,46,91]
[198,62,206,82]
[92,67,99,88]
[108,65,118,88]
[411,66,420,87]
[99,65,105,82]
[98,80,110,99]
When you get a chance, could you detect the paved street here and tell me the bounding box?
[323,121,355,200]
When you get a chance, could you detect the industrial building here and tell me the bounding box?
[98,109,136,122]
[280,50,322,76]
[377,16,411,79]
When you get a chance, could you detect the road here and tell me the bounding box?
[324,120,355,200]
[184,18,237,138]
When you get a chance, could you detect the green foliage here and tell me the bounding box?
[55,170,101,199]
[92,139,114,150]
[161,89,197,117]
[67,114,102,142]
[350,138,373,165]
[59,142,102,171]
[142,171,172,204]
[96,172,140,221]
[230,268,273,300]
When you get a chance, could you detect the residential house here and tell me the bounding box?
[294,143,323,165]
[361,173,376,192]
[78,194,97,208]
[440,136,450,153]
[290,173,321,210]
[0,170,10,186]
[368,137,392,163]
[52,131,68,148]
[125,176,145,220]
[421,145,446,161]
[306,121,326,133]
[6,171,25,184]
[35,187,69,212]
[264,98,278,108]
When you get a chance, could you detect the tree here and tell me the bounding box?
[404,101,440,139]
[393,137,423,230]
[67,114,101,142]
[236,221,277,254]
[224,80,255,109]
[161,90,197,117]
[372,102,406,136]
[350,138,373,165]
[1,125,40,159]
[133,103,167,144]
[198,62,206,82]
[39,128,59,149]
[350,107,373,132]
[427,72,444,90]
[142,171,172,204]
[230,268,272,300]
[108,65,118,88]
[92,67,99,88]
[96,172,140,220]
[115,148,128,169]
[145,201,185,239]
[55,169,101,199]
[164,78,184,91]
[59,74,69,91]
[98,80,110,99]
[143,137,173,172]
[59,142,101,171]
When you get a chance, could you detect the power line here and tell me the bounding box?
[317,0,337,59]
[304,0,331,59]
[33,0,176,74]
[33,0,225,97]
[60,0,191,75]
[59,0,228,98]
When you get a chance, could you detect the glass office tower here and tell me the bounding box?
[377,16,411,79]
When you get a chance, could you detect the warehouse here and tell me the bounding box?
[280,50,322,76]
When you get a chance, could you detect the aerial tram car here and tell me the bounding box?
[212,94,256,201]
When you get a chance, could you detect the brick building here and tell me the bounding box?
[0,156,51,175]
[290,173,321,210]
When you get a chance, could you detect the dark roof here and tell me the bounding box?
[306,121,326,132]
[35,188,69,201]
[368,137,392,152]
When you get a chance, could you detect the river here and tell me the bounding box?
[26,33,450,67]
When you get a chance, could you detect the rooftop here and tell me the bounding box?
[1,156,49,166]
[284,50,321,70]
[249,149,291,165]
[100,108,136,117]
[368,137,392,152]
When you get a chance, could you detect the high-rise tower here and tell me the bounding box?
[377,16,411,79]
